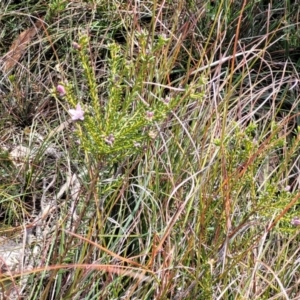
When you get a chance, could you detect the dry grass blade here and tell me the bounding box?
[1,0,300,298]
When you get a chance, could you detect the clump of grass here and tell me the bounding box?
[1,0,300,299]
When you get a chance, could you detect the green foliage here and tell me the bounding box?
[48,0,67,16]
[2,0,300,299]
[63,33,199,163]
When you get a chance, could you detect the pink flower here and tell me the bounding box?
[56,85,66,97]
[146,111,154,121]
[163,96,171,105]
[291,217,300,226]
[105,134,115,146]
[68,103,84,121]
[72,41,81,50]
